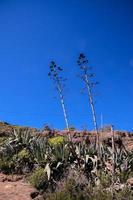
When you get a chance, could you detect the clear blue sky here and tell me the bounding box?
[0,0,132,131]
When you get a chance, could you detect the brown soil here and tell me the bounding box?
[0,173,38,200]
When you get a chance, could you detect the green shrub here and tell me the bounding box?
[98,171,112,188]
[114,186,133,200]
[86,187,113,200]
[44,180,133,200]
[45,191,77,200]
[0,159,14,174]
[0,136,9,145]
[118,171,133,184]
[28,167,48,190]
[11,149,34,174]
[49,136,65,146]
[18,149,30,159]
[44,178,112,200]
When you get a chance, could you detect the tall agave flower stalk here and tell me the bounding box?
[111,125,115,189]
[77,53,100,157]
[48,61,70,139]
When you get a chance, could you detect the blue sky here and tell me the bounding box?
[0,0,132,131]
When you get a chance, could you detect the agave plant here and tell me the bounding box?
[30,136,49,166]
[50,142,70,164]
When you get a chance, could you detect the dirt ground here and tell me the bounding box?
[0,173,38,200]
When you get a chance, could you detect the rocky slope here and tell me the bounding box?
[0,122,133,200]
[0,121,133,150]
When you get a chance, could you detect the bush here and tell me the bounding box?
[98,171,112,188]
[18,149,30,159]
[0,137,7,144]
[44,179,133,200]
[0,159,14,174]
[12,148,34,174]
[118,171,133,184]
[114,186,133,200]
[49,136,65,146]
[28,167,48,190]
[44,178,112,200]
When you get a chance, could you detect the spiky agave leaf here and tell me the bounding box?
[30,137,48,166]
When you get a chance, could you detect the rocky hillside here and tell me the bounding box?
[0,122,37,137]
[0,121,133,200]
[0,121,133,150]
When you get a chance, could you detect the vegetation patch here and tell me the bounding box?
[0,136,9,145]
[49,136,65,146]
[0,127,133,199]
[28,167,48,190]
[0,158,14,174]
